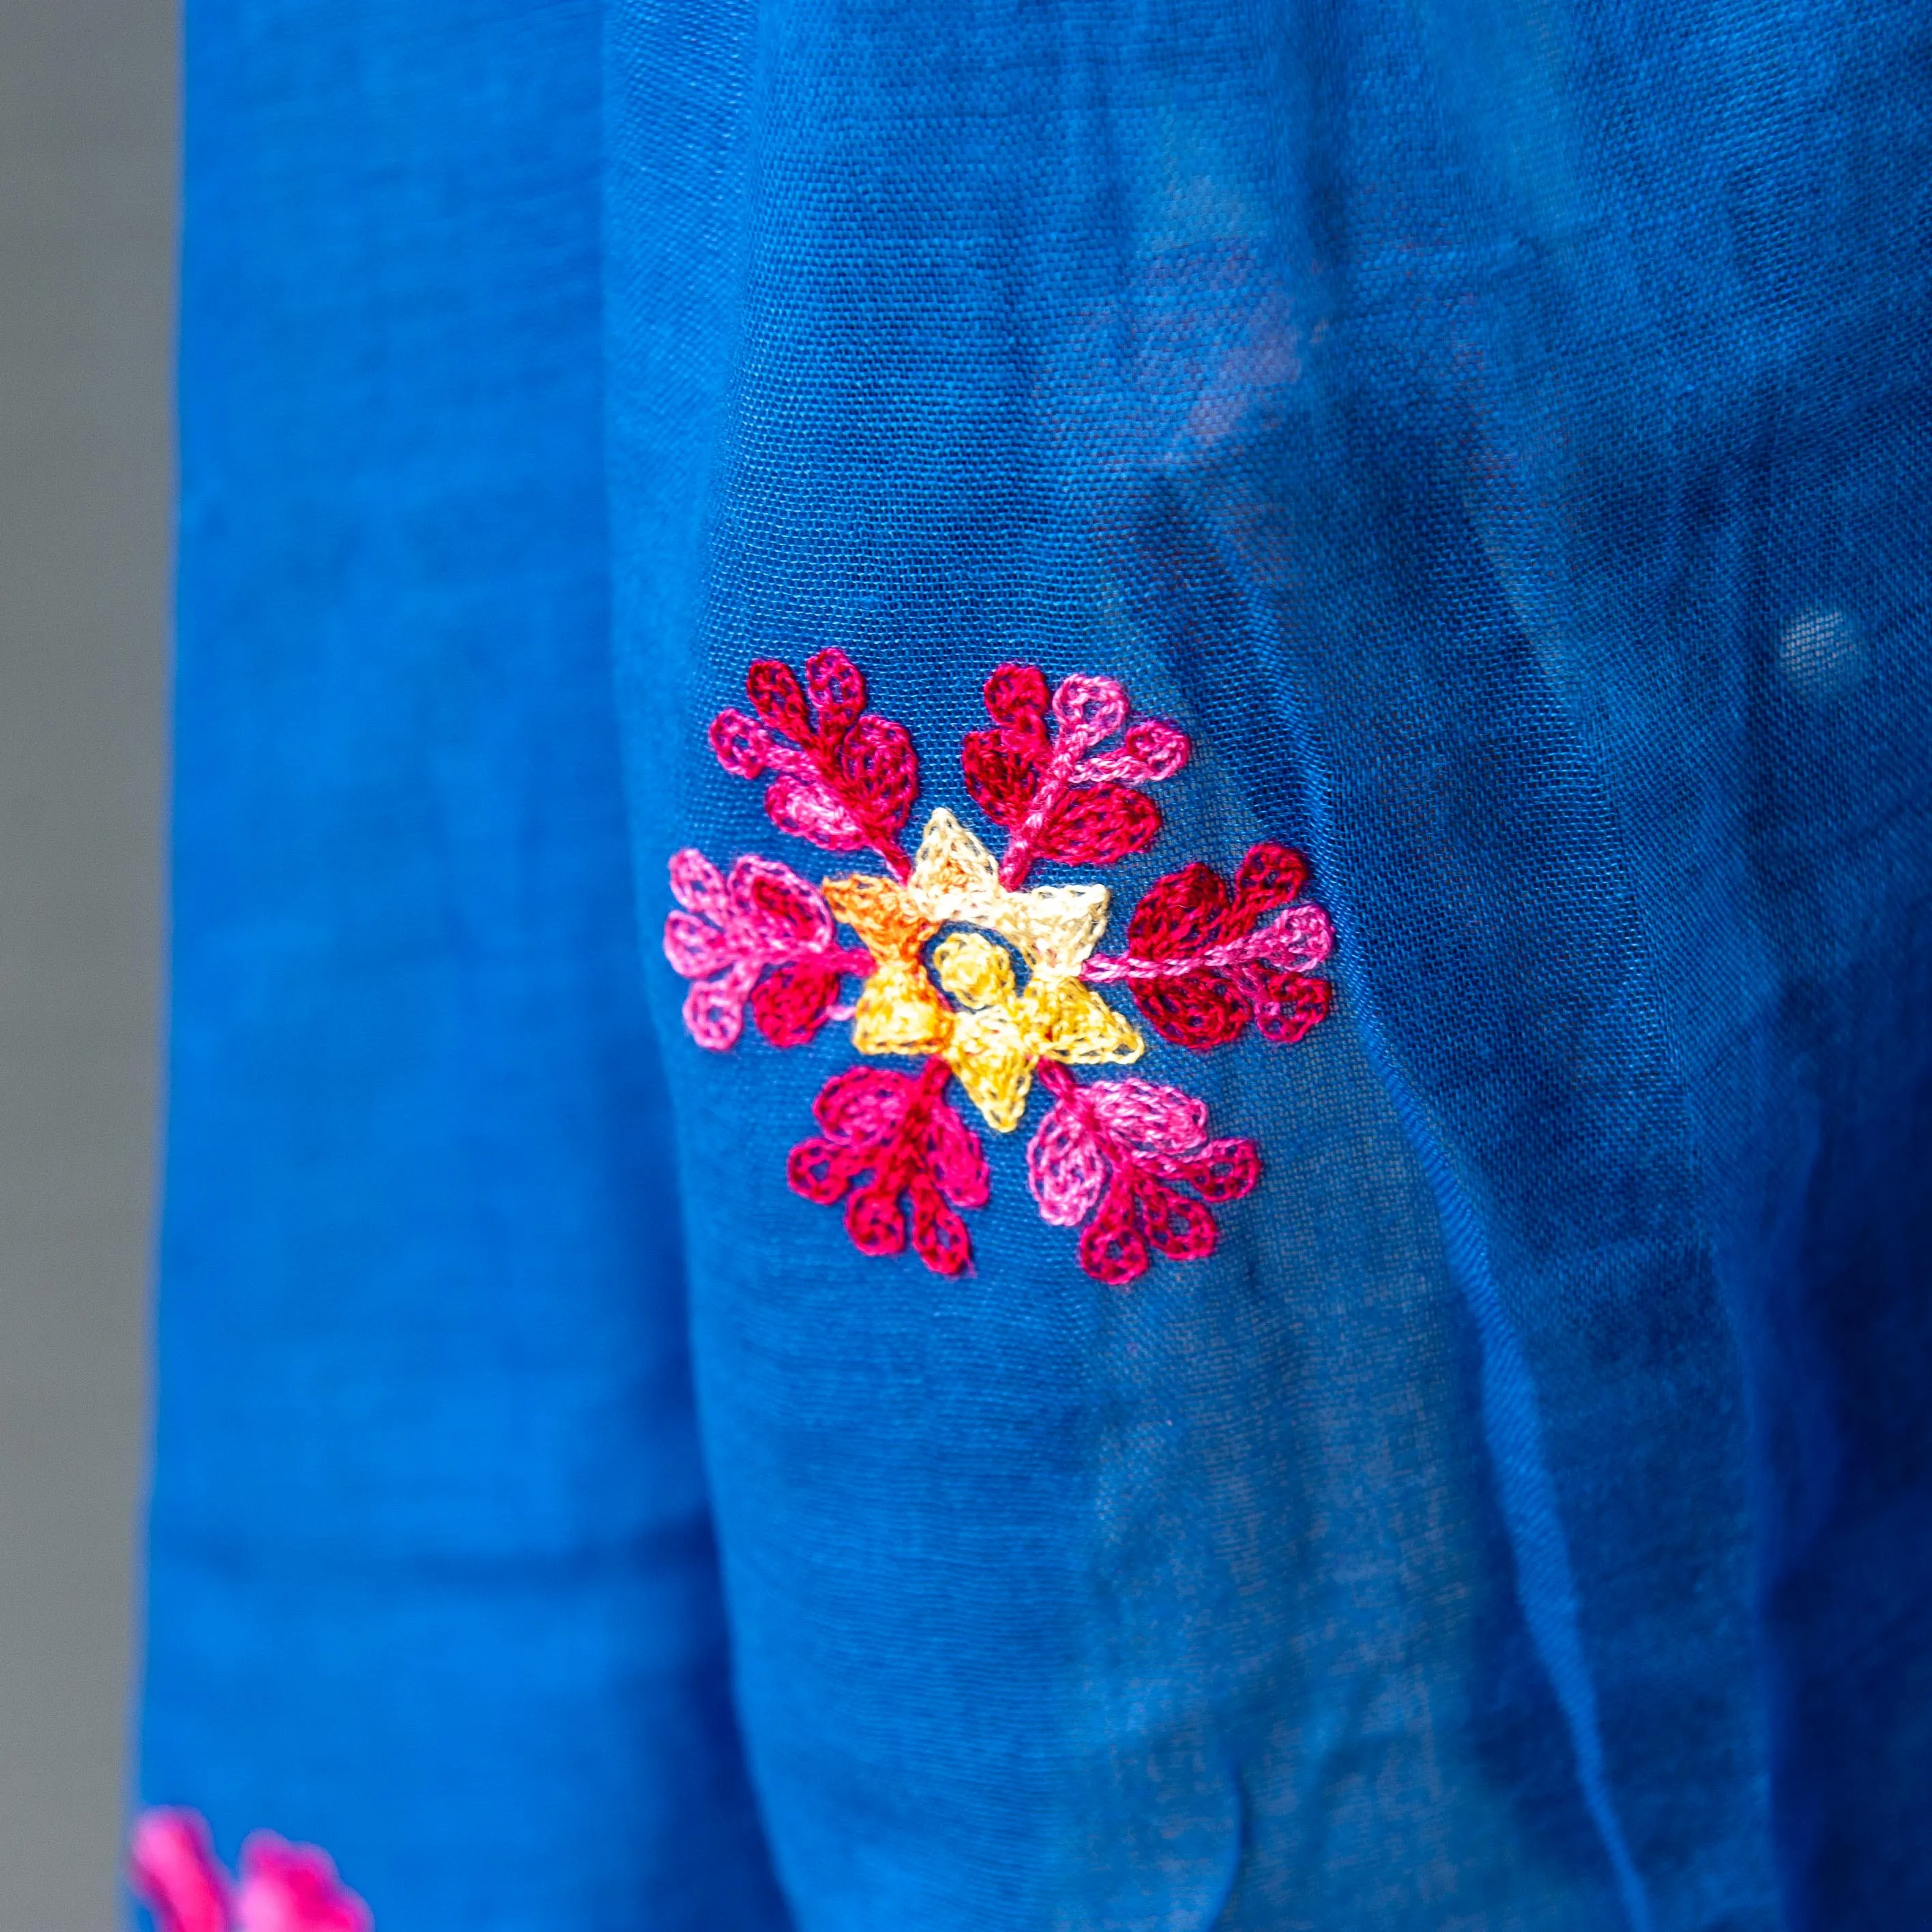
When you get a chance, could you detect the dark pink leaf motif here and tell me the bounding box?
[1027,1064,1259,1285]
[128,1810,370,1932]
[787,1059,991,1276]
[961,663,1190,887]
[664,849,873,1051]
[1085,840,1334,1051]
[709,648,919,877]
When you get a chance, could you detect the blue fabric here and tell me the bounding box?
[143,3,782,1925]
[144,1,1931,1929]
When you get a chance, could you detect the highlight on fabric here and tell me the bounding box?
[664,650,1335,1282]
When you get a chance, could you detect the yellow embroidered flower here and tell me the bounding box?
[821,871,951,1057]
[825,806,1145,1134]
[931,931,1143,1132]
[905,809,1110,975]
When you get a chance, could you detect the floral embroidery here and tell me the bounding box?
[708,649,918,875]
[787,1059,989,1274]
[667,649,1334,1285]
[1086,843,1333,1049]
[130,1809,370,1932]
[664,849,873,1049]
[1029,1065,1264,1286]
[961,664,1190,883]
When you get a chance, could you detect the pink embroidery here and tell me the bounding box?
[130,1811,370,1932]
[961,664,1191,888]
[234,1841,370,1932]
[1086,842,1334,1049]
[1028,1064,1261,1285]
[130,1813,228,1932]
[679,652,1330,1282]
[664,849,872,1049]
[787,1058,990,1276]
[709,648,919,877]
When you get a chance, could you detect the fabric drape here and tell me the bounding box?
[141,2,1932,1927]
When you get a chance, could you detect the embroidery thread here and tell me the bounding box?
[666,650,1333,1284]
[129,1809,371,1932]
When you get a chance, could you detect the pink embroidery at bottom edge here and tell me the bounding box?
[130,1809,371,1932]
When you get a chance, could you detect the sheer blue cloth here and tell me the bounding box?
[141,1,1932,1927]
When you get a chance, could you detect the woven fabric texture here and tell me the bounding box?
[141,1,1932,1929]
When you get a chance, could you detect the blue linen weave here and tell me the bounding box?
[140,1,1932,1928]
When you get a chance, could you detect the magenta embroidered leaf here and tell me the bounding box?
[961,662,1190,886]
[130,1812,230,1932]
[1085,840,1334,1051]
[1027,1064,1260,1285]
[709,647,919,876]
[664,848,872,1050]
[788,1059,991,1275]
[235,1837,371,1932]
[129,1811,370,1932]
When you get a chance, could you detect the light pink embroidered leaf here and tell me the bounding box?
[1050,674,1129,750]
[681,963,759,1051]
[662,909,736,980]
[1027,1066,1259,1285]
[763,772,869,851]
[1083,1076,1210,1156]
[1025,1099,1110,1227]
[665,847,730,918]
[235,1834,371,1932]
[1074,716,1192,786]
[130,1811,231,1932]
[664,850,868,1052]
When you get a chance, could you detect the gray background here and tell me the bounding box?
[0,0,175,1922]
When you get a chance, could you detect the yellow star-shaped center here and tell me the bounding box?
[903,808,1110,976]
[931,931,1143,1132]
[822,809,1145,1132]
[820,870,952,1058]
